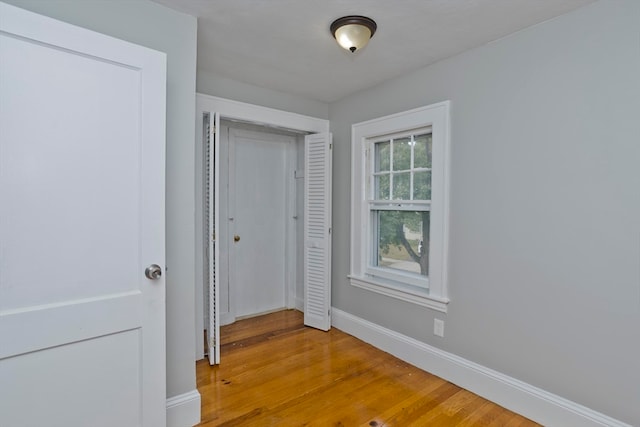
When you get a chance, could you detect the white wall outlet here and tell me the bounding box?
[434,318,445,337]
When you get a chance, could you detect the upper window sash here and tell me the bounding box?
[367,130,433,202]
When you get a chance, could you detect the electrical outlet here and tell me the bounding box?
[434,319,445,337]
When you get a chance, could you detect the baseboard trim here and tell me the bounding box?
[331,308,630,427]
[166,389,201,427]
[220,312,235,326]
[295,297,304,312]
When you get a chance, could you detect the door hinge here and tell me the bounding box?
[329,143,332,150]
[328,227,332,234]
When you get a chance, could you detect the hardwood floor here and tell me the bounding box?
[196,310,540,426]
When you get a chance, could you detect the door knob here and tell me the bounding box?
[145,264,162,280]
[234,235,240,242]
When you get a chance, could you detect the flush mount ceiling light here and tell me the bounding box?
[330,15,377,53]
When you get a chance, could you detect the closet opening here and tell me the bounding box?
[195,95,332,365]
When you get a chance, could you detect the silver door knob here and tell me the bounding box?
[145,264,162,280]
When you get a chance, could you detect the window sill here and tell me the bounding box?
[348,275,449,313]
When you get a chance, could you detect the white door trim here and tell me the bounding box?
[194,94,329,359]
[285,138,298,310]
[198,95,329,134]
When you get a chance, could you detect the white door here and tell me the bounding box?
[0,4,166,427]
[228,127,294,318]
[203,112,220,365]
[304,133,333,331]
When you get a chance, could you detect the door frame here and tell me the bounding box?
[194,94,329,360]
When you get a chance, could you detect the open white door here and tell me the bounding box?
[0,4,166,426]
[304,133,333,331]
[204,112,221,365]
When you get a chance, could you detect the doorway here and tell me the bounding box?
[195,94,332,363]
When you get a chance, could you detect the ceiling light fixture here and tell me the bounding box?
[330,15,377,53]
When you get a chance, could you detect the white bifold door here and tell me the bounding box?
[0,4,167,427]
[303,133,332,331]
[203,112,220,365]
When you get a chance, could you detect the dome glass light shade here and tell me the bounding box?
[330,16,377,53]
[334,24,371,52]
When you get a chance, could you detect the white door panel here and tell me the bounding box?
[1,330,142,427]
[1,35,141,311]
[204,112,220,365]
[229,128,293,318]
[304,133,333,331]
[0,3,166,426]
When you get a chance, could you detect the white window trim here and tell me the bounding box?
[350,102,451,312]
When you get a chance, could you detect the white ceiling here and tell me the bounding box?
[151,0,596,103]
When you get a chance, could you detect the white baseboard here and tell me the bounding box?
[331,308,630,427]
[295,297,304,312]
[220,312,235,326]
[166,389,201,427]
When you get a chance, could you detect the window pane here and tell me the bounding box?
[393,137,411,171]
[413,171,431,200]
[392,172,410,200]
[375,210,429,277]
[413,133,432,169]
[375,141,390,172]
[374,174,390,200]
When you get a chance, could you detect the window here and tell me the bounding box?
[369,130,431,287]
[350,102,450,312]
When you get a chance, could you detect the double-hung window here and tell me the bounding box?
[369,130,432,286]
[350,102,450,312]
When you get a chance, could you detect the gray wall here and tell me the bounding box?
[197,69,329,119]
[3,0,199,399]
[329,0,640,424]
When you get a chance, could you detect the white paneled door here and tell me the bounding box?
[0,4,167,427]
[228,128,294,318]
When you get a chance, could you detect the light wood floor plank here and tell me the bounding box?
[196,310,540,426]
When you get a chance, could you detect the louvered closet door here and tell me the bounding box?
[304,133,333,331]
[204,112,220,365]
